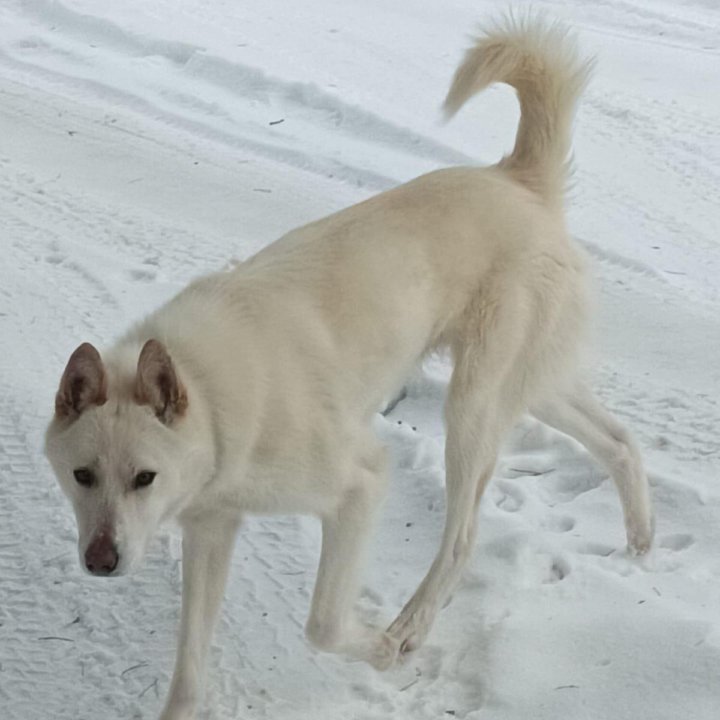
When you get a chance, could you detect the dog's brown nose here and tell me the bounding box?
[84,534,119,575]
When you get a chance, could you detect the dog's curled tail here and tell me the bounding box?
[443,15,593,204]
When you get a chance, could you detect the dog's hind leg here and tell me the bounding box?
[388,328,526,659]
[531,382,654,554]
[305,457,399,670]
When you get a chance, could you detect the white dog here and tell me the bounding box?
[45,16,654,720]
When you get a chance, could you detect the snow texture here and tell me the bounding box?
[1,1,719,718]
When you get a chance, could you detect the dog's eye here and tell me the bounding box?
[133,471,156,489]
[73,468,96,488]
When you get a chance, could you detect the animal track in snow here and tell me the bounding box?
[484,533,524,563]
[493,481,526,513]
[658,533,694,552]
[128,267,157,282]
[541,515,577,533]
[576,542,617,558]
[548,465,605,503]
[544,556,571,584]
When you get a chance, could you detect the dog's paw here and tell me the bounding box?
[367,630,401,671]
[308,618,402,671]
[627,513,655,556]
[386,602,435,661]
[628,536,652,556]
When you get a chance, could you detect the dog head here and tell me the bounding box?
[45,339,213,576]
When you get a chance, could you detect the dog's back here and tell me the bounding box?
[199,16,593,417]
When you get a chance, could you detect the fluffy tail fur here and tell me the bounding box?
[443,15,593,204]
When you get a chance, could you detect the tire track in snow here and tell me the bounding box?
[0,397,87,719]
[0,139,234,368]
[6,0,473,191]
[585,93,720,211]
[577,235,671,284]
[0,46,399,192]
[546,0,720,53]
[594,370,720,466]
[573,88,720,306]
[1,171,224,282]
[27,0,468,164]
[2,172,125,348]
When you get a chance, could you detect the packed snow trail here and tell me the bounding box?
[1,1,719,719]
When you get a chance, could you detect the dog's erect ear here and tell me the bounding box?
[55,343,108,419]
[134,339,188,424]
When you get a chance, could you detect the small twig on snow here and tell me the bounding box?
[121,662,149,677]
[139,678,159,699]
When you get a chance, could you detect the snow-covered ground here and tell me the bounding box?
[1,1,719,718]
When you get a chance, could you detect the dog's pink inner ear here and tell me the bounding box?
[135,339,188,424]
[56,343,108,418]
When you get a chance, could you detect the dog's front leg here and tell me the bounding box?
[159,511,241,720]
